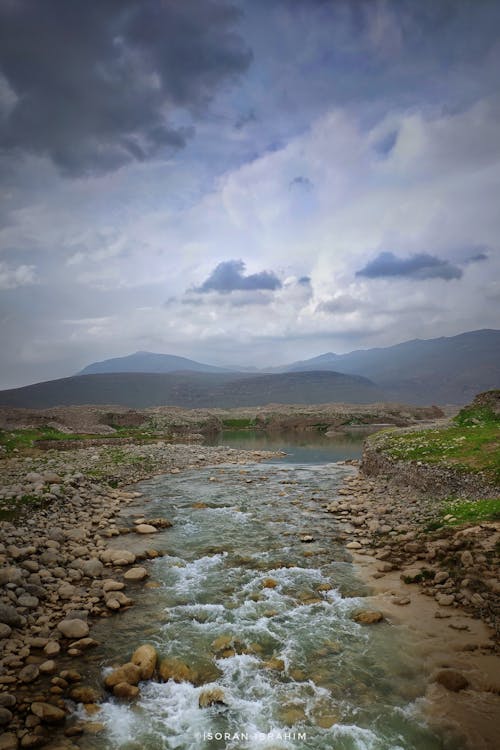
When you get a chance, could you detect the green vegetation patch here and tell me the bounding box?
[442,497,500,525]
[0,426,80,452]
[375,399,500,484]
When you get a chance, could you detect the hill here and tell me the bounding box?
[0,371,384,409]
[79,351,230,375]
[278,329,500,404]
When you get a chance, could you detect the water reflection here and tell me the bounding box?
[205,429,368,464]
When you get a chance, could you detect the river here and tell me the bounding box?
[81,431,457,750]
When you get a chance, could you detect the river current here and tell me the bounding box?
[82,433,456,750]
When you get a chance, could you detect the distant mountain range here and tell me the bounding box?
[0,329,498,408]
[275,329,500,404]
[0,371,383,409]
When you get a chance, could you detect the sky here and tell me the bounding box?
[1,0,499,388]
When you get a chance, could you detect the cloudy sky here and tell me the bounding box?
[1,0,499,388]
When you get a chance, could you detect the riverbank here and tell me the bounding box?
[0,441,282,749]
[334,468,500,750]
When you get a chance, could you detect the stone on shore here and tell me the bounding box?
[57,619,90,639]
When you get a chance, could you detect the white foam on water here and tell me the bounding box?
[166,553,226,596]
[328,723,404,750]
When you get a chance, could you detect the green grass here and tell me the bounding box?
[375,400,500,484]
[442,497,500,525]
[0,425,161,454]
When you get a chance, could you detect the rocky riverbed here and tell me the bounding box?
[1,434,499,749]
[0,442,281,749]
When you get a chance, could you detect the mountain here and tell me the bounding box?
[278,329,500,404]
[78,351,231,375]
[0,371,384,409]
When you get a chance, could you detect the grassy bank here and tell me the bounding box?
[375,394,500,485]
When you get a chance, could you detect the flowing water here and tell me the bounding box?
[82,433,456,750]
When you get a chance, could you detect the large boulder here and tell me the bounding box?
[131,645,157,680]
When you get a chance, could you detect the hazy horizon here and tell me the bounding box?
[1,1,499,389]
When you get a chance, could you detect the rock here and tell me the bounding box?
[70,686,101,703]
[436,594,455,607]
[101,549,136,566]
[0,567,24,586]
[0,706,13,725]
[44,640,61,657]
[17,594,39,609]
[346,542,362,550]
[19,664,40,683]
[264,658,285,671]
[43,471,62,484]
[0,623,12,638]
[434,571,449,584]
[39,660,57,674]
[102,580,124,593]
[0,733,18,750]
[393,596,411,606]
[198,688,226,708]
[113,682,140,699]
[57,619,90,639]
[31,702,67,723]
[159,657,196,684]
[123,567,148,582]
[135,524,157,534]
[81,559,104,578]
[401,569,424,583]
[434,669,469,692]
[0,694,16,708]
[69,637,99,651]
[353,610,384,625]
[104,663,142,689]
[131,644,157,680]
[0,604,23,628]
[57,583,76,600]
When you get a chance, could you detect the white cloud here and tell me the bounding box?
[0,262,37,290]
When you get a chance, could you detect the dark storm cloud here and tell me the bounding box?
[0,0,251,176]
[356,252,463,281]
[464,251,489,264]
[289,176,313,190]
[195,260,282,293]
